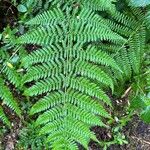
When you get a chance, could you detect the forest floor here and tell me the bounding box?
[0,114,150,149]
[79,115,150,150]
[109,116,150,150]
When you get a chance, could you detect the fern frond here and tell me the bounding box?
[0,42,22,127]
[3,66,22,88]
[18,7,125,45]
[18,2,124,149]
[76,46,121,71]
[70,9,125,44]
[103,8,147,94]
[0,78,21,116]
[26,8,65,25]
[70,77,112,106]
[24,76,63,96]
[128,26,146,74]
[114,48,132,81]
[23,62,62,83]
[0,106,11,127]
[75,60,114,90]
[30,90,110,118]
[0,77,21,127]
[109,11,137,28]
[21,46,59,68]
[18,25,64,46]
[80,0,116,12]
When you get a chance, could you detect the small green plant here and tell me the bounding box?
[0,27,22,127]
[16,123,48,150]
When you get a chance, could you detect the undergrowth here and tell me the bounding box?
[0,0,149,149]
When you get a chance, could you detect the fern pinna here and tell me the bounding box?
[17,1,125,149]
[0,47,21,127]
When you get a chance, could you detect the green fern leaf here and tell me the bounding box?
[18,2,125,149]
[0,106,11,127]
[104,8,147,95]
[0,78,21,116]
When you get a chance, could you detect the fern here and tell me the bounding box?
[0,76,21,127]
[16,123,47,150]
[23,0,117,12]
[101,5,150,124]
[130,46,150,123]
[17,1,125,149]
[0,34,21,127]
[136,53,150,122]
[102,8,147,94]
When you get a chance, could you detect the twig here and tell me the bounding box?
[121,86,132,98]
[131,136,150,145]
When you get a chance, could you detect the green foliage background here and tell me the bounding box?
[0,0,149,149]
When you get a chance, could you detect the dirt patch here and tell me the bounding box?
[1,105,22,150]
[109,116,150,150]
[78,115,150,150]
[0,0,18,31]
